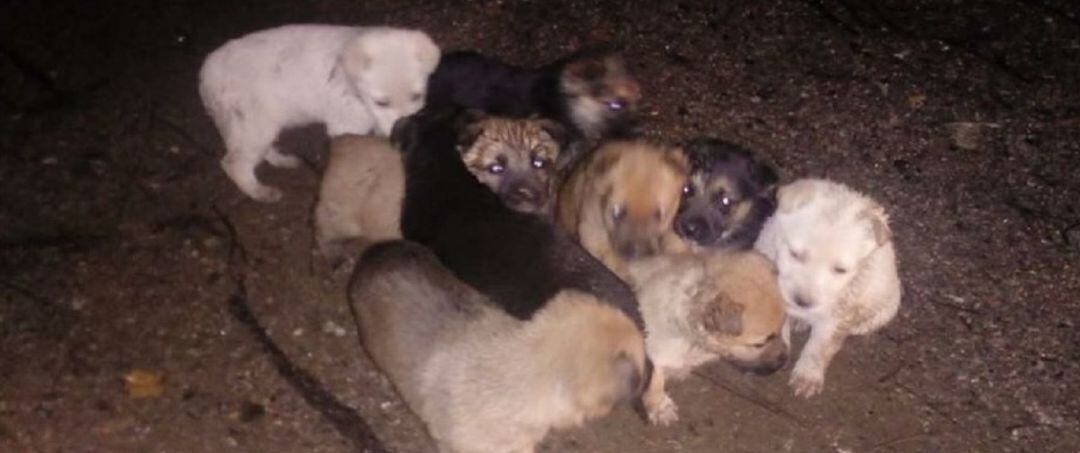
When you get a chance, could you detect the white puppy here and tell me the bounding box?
[199,25,439,202]
[754,178,902,397]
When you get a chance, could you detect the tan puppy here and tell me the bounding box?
[315,116,563,262]
[557,140,690,281]
[627,250,787,424]
[314,135,403,262]
[350,241,648,453]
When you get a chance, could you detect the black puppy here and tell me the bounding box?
[394,106,644,331]
[425,48,642,173]
[674,138,779,250]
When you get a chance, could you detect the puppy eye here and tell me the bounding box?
[606,98,626,111]
[612,204,627,221]
[718,196,732,207]
[487,163,505,174]
[832,265,849,275]
[682,184,694,197]
[531,154,548,169]
[789,249,807,262]
[411,93,423,102]
[374,98,391,108]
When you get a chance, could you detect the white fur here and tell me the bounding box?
[199,25,439,201]
[755,178,902,397]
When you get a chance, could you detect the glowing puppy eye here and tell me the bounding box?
[612,204,627,221]
[719,196,732,207]
[531,154,547,169]
[607,99,626,111]
[682,184,694,196]
[487,163,505,174]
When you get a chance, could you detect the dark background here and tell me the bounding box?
[1,0,1078,451]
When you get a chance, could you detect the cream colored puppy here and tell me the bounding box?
[350,241,648,453]
[628,250,787,424]
[199,25,439,202]
[755,178,902,397]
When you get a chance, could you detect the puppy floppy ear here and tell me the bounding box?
[859,204,892,246]
[701,292,744,336]
[661,146,691,175]
[754,160,780,195]
[454,109,488,153]
[776,179,817,213]
[411,32,441,73]
[339,36,370,78]
[534,118,569,148]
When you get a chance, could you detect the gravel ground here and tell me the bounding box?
[2,1,1078,452]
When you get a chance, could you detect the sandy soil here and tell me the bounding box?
[2,1,1078,452]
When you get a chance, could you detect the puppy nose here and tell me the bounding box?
[793,295,812,308]
[675,217,709,242]
[514,186,538,202]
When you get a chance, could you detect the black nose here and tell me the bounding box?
[793,296,812,308]
[675,217,711,242]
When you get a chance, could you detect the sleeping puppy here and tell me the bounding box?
[675,138,779,251]
[350,240,648,453]
[627,250,787,424]
[426,48,642,174]
[395,106,673,423]
[199,25,439,202]
[556,140,691,281]
[755,178,902,397]
[313,115,564,262]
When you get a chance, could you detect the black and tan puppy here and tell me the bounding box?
[350,240,648,453]
[674,138,779,251]
[314,116,564,262]
[556,140,691,281]
[396,106,677,422]
[426,48,642,173]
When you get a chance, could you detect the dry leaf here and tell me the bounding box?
[124,369,165,399]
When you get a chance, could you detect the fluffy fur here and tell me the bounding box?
[314,116,565,262]
[350,241,648,453]
[627,250,788,424]
[754,178,902,397]
[556,140,691,281]
[675,138,779,250]
[425,48,642,174]
[199,25,439,201]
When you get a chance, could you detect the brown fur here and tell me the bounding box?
[627,250,787,424]
[557,140,691,281]
[459,116,564,215]
[350,241,647,453]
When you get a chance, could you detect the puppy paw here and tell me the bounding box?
[647,394,679,426]
[789,365,825,398]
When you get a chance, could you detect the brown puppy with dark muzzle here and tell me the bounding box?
[557,140,691,281]
[627,249,788,425]
[350,240,648,453]
[315,115,563,263]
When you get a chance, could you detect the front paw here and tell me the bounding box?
[789,364,825,398]
[647,394,679,426]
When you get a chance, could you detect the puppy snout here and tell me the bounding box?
[793,295,813,308]
[616,240,658,259]
[503,184,545,208]
[675,216,711,243]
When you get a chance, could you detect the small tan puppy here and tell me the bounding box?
[350,241,648,453]
[755,178,902,397]
[628,250,787,425]
[557,140,690,280]
[315,116,563,262]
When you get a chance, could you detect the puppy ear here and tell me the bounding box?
[454,109,488,153]
[412,32,441,73]
[859,204,892,246]
[776,179,817,213]
[701,292,744,336]
[662,146,691,175]
[590,146,622,175]
[535,118,569,147]
[339,36,370,77]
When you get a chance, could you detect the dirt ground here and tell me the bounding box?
[2,0,1078,452]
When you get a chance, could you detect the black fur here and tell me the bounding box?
[395,106,645,331]
[423,48,639,143]
[675,138,779,250]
